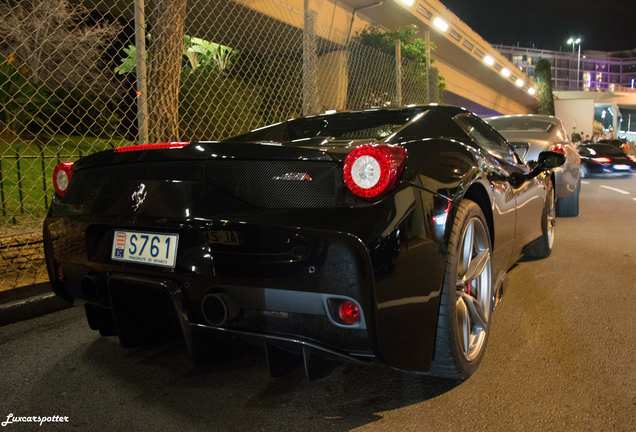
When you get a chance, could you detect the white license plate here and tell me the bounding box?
[111,231,179,268]
[614,164,631,170]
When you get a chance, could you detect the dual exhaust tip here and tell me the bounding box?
[201,293,239,326]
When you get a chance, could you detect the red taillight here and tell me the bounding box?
[114,141,190,153]
[337,300,361,325]
[343,144,407,199]
[592,157,611,164]
[52,162,74,198]
[550,143,566,155]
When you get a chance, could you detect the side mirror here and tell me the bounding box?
[528,150,566,179]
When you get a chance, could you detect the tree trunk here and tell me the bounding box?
[147,0,187,142]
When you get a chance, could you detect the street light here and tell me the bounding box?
[395,0,416,6]
[528,87,536,96]
[500,67,511,78]
[567,36,583,90]
[483,55,495,66]
[432,17,449,32]
[515,78,525,88]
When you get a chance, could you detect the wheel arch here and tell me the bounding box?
[463,182,495,250]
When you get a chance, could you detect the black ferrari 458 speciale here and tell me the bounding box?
[44,105,564,380]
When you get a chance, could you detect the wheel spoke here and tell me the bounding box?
[463,249,490,284]
[459,291,488,329]
[456,296,471,354]
[461,221,474,275]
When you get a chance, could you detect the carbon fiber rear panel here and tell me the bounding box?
[206,160,340,208]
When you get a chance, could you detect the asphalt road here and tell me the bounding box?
[2,177,636,431]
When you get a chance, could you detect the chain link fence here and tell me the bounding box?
[0,0,438,291]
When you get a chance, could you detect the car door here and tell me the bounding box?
[456,114,547,263]
[454,114,519,280]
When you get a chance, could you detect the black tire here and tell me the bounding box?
[430,199,492,380]
[84,303,117,337]
[556,179,580,217]
[524,180,556,259]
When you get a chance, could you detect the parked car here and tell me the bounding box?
[486,114,581,217]
[43,106,564,381]
[578,143,636,177]
[597,138,631,154]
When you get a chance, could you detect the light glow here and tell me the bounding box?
[395,0,416,6]
[515,78,525,87]
[432,17,449,32]
[500,67,511,78]
[528,87,537,96]
[483,55,495,66]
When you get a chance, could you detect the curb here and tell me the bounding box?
[0,283,72,326]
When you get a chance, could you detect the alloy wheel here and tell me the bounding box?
[547,188,556,249]
[455,217,492,362]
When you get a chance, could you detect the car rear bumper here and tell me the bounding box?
[44,215,378,362]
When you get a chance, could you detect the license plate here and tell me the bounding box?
[614,164,630,170]
[111,231,179,268]
[208,230,240,246]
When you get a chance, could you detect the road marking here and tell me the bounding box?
[581,180,590,185]
[600,185,631,195]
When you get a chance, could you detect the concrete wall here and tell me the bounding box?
[317,50,349,111]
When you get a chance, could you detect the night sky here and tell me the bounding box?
[442,0,636,52]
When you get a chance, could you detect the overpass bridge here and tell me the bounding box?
[233,0,539,115]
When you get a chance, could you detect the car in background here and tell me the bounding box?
[597,138,631,155]
[486,114,581,217]
[578,143,636,178]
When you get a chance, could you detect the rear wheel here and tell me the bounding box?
[430,200,493,380]
[556,179,580,217]
[525,180,556,259]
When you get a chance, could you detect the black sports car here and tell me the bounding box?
[44,106,564,380]
[578,143,636,178]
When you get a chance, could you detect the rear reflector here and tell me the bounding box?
[337,300,361,325]
[52,162,74,198]
[114,141,190,153]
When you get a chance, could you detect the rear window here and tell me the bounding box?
[227,110,424,143]
[487,117,554,133]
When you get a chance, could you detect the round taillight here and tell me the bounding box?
[343,144,406,199]
[337,300,361,326]
[52,162,74,198]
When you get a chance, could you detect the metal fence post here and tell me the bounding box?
[395,39,402,106]
[15,149,24,215]
[134,0,149,144]
[302,0,319,116]
[39,145,48,210]
[0,159,5,217]
[425,30,431,103]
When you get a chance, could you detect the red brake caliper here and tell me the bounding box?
[465,280,473,296]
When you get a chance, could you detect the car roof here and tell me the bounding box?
[299,104,469,120]
[485,114,561,124]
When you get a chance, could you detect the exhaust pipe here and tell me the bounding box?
[201,293,238,326]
